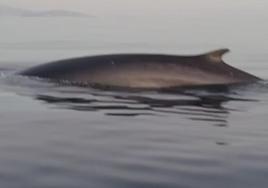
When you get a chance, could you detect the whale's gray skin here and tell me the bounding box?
[19,49,261,89]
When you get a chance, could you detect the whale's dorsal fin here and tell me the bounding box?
[204,48,230,63]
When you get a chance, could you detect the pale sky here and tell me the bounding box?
[0,0,266,15]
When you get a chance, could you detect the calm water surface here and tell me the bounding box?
[0,11,268,188]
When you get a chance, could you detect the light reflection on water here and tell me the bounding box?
[0,70,267,188]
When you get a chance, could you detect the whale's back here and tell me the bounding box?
[19,49,261,89]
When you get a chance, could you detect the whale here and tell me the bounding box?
[19,49,261,89]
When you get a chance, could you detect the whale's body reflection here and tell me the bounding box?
[12,76,253,128]
[1,72,259,129]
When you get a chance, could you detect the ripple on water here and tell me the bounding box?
[0,71,268,188]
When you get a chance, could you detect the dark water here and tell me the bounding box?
[1,69,268,188]
[1,6,268,187]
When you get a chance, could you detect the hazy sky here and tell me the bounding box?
[1,0,267,15]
